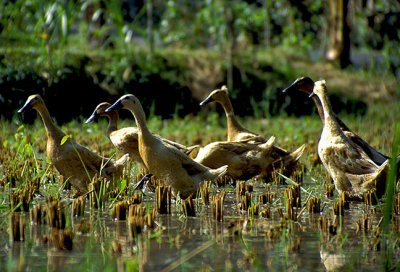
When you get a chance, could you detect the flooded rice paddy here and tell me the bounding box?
[1,116,400,271]
[1,175,399,272]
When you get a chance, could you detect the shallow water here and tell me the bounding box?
[0,178,398,272]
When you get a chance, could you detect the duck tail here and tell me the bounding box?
[375,158,390,180]
[210,165,228,180]
[112,153,130,180]
[290,144,306,162]
[116,153,130,167]
[364,158,390,198]
[275,144,306,173]
[260,136,275,149]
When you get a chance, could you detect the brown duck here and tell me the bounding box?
[194,136,306,181]
[18,95,128,195]
[309,80,389,199]
[200,85,266,143]
[106,94,228,198]
[283,76,388,165]
[200,85,306,181]
[85,102,197,170]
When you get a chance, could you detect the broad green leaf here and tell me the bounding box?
[118,179,127,191]
[61,135,71,145]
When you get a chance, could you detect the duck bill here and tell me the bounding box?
[199,96,215,106]
[105,100,122,113]
[309,91,316,98]
[281,82,296,94]
[18,100,32,114]
[85,111,99,124]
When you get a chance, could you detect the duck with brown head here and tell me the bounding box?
[283,76,389,166]
[86,102,144,168]
[18,95,128,195]
[106,94,228,198]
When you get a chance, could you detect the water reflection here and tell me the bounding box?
[320,247,347,272]
[1,182,398,271]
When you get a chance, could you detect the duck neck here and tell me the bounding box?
[312,96,325,126]
[35,103,65,141]
[105,111,119,139]
[318,92,341,136]
[131,103,152,138]
[220,97,246,141]
[313,95,353,132]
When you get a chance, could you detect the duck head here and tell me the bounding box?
[282,77,315,95]
[309,80,327,98]
[199,85,228,106]
[106,94,140,112]
[18,94,44,113]
[85,102,112,123]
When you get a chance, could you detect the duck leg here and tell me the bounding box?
[134,173,153,191]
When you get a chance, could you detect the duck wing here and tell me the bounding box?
[73,142,115,171]
[322,143,379,175]
[157,136,187,149]
[183,145,201,158]
[233,133,267,144]
[110,127,139,151]
[346,159,389,198]
[163,142,224,180]
[343,130,389,165]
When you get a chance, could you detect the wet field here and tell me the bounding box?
[2,174,398,272]
[1,112,400,272]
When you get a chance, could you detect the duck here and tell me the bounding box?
[194,136,305,181]
[282,76,388,166]
[18,95,129,195]
[85,102,197,170]
[200,85,306,181]
[105,94,228,198]
[200,85,266,143]
[309,80,389,199]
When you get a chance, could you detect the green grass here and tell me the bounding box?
[1,98,398,189]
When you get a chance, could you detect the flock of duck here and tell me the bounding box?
[17,76,396,201]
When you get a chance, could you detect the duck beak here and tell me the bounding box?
[105,99,122,113]
[281,82,296,94]
[309,91,316,98]
[282,78,304,94]
[85,111,99,124]
[199,96,215,106]
[18,100,32,114]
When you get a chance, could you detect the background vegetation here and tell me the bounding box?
[1,1,400,270]
[0,0,399,123]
